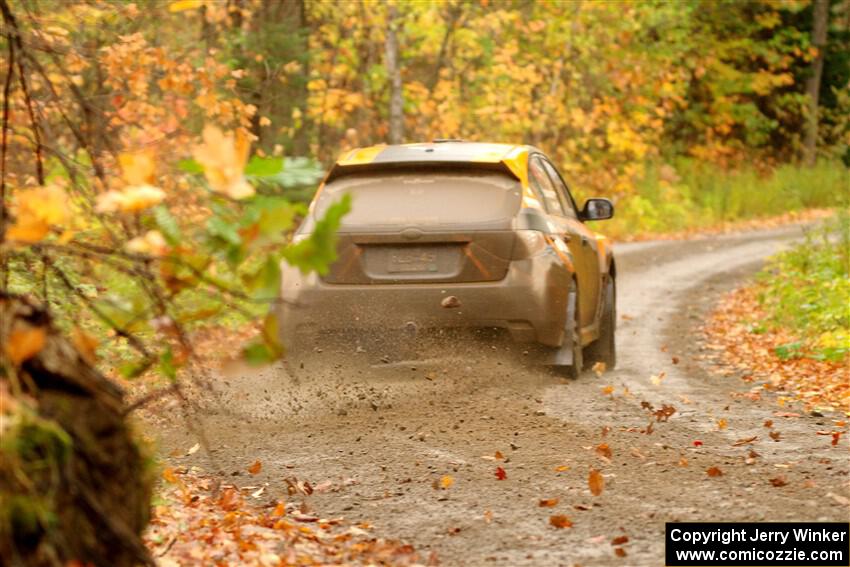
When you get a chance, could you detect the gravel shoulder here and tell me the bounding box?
[153,223,850,566]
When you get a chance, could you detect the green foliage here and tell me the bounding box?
[283,194,352,275]
[757,212,850,361]
[601,160,849,237]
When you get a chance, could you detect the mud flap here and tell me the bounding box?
[550,285,581,367]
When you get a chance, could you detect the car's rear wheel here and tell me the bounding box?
[551,280,583,378]
[584,275,616,370]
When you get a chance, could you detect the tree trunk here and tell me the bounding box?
[385,4,404,145]
[0,293,153,567]
[803,0,829,166]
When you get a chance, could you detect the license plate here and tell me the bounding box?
[387,249,439,273]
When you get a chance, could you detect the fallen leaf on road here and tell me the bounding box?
[589,469,604,496]
[219,487,240,511]
[678,457,689,467]
[592,362,606,377]
[769,477,788,487]
[615,547,627,557]
[483,510,493,523]
[554,465,570,473]
[769,431,781,442]
[439,475,454,489]
[539,498,559,508]
[595,443,612,460]
[495,467,507,480]
[574,504,591,511]
[773,412,801,418]
[602,385,614,396]
[717,418,728,430]
[248,460,262,475]
[764,419,774,428]
[706,466,723,477]
[732,436,758,446]
[162,467,179,484]
[654,405,676,422]
[186,443,200,455]
[693,440,703,447]
[494,450,504,460]
[549,515,573,528]
[630,448,646,460]
[650,371,666,386]
[671,356,680,364]
[827,492,850,506]
[611,535,629,545]
[272,501,286,517]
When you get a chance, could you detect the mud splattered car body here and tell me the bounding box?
[279,141,616,374]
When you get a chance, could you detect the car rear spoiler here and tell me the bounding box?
[324,160,521,184]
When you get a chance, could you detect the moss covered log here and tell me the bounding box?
[0,293,153,566]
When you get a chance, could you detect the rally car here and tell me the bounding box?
[278,141,616,376]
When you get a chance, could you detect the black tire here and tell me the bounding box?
[551,280,583,378]
[584,275,616,370]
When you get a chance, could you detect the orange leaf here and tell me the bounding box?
[706,466,723,477]
[494,450,504,460]
[615,547,627,557]
[272,501,286,517]
[611,535,629,545]
[162,467,178,483]
[5,326,46,366]
[439,475,454,489]
[595,443,612,459]
[219,487,240,511]
[549,515,573,529]
[769,476,787,487]
[539,498,559,508]
[248,460,262,475]
[588,468,604,496]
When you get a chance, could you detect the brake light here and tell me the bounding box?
[513,230,549,259]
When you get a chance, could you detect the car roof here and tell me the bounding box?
[336,141,527,166]
[329,141,536,184]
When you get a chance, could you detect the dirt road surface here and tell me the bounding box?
[155,224,850,566]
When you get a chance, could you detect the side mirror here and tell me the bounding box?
[580,198,614,221]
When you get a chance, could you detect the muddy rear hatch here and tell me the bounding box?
[313,167,522,284]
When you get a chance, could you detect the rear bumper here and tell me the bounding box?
[277,253,571,347]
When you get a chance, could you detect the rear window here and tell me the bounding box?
[315,169,522,229]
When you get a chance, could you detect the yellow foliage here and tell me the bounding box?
[168,0,204,13]
[125,230,168,256]
[119,150,157,186]
[96,185,165,213]
[192,125,255,200]
[6,185,71,244]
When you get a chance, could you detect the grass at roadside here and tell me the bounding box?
[703,214,850,414]
[758,213,850,362]
[596,160,848,239]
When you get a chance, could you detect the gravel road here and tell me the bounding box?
[156,224,849,566]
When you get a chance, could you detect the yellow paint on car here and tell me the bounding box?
[337,144,387,166]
